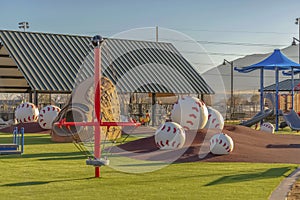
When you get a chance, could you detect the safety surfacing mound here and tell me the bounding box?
[0,122,49,134]
[111,125,300,164]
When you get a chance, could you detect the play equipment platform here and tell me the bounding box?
[0,127,24,155]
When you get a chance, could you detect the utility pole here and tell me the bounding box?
[18,22,29,32]
[156,26,158,42]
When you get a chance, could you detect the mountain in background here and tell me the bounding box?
[201,44,299,95]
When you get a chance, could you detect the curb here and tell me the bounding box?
[269,167,300,200]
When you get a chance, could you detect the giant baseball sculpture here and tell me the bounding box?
[155,122,186,150]
[260,122,274,133]
[171,96,208,131]
[204,106,224,133]
[39,105,61,129]
[209,133,234,155]
[15,102,39,123]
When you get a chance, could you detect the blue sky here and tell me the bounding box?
[2,0,300,69]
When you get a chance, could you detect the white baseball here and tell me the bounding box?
[260,122,274,133]
[204,106,224,133]
[155,122,186,150]
[209,133,234,155]
[171,96,208,131]
[39,105,61,129]
[15,102,39,123]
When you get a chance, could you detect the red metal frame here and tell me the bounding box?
[54,43,141,178]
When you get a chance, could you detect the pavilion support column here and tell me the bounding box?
[260,68,264,124]
[275,67,279,131]
[28,90,33,103]
[291,67,295,110]
[34,91,38,107]
[152,93,156,126]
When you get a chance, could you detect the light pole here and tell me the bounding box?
[223,59,234,119]
[18,22,29,32]
[291,17,300,109]
[292,37,300,63]
[295,17,300,62]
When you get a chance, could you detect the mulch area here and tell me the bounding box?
[2,123,300,164]
[287,182,300,200]
[0,122,50,134]
[111,125,300,164]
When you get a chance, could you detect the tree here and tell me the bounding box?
[250,94,260,104]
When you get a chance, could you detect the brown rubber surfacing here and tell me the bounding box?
[111,125,300,164]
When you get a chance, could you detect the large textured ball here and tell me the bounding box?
[155,122,186,150]
[171,96,208,131]
[204,106,224,133]
[15,102,39,123]
[39,105,61,129]
[260,122,274,133]
[209,133,234,155]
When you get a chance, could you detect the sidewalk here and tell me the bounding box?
[269,167,300,200]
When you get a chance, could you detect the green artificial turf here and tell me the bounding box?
[0,133,297,200]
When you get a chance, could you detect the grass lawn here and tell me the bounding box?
[0,132,298,200]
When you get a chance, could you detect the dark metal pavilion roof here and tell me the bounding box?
[0,30,213,94]
[263,79,300,92]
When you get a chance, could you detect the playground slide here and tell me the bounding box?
[239,109,274,127]
[282,110,300,131]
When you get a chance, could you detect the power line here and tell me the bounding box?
[160,38,287,47]
[173,28,297,35]
[182,51,246,56]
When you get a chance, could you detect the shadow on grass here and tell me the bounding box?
[1,135,55,145]
[1,151,88,160]
[205,167,292,186]
[1,177,94,187]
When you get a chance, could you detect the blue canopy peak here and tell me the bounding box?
[235,49,300,73]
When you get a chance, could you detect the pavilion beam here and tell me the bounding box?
[29,89,32,103]
[34,91,38,106]
[152,93,156,126]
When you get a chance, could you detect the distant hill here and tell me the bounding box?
[201,45,299,94]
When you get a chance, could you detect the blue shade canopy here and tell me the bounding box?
[235,49,300,73]
[234,49,300,131]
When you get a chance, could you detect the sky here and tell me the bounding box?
[2,0,300,71]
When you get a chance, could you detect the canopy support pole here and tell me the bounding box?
[275,67,279,131]
[260,68,264,124]
[291,67,295,110]
[94,45,101,178]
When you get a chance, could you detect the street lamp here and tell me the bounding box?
[18,22,29,32]
[292,37,300,63]
[223,59,234,119]
[293,17,300,64]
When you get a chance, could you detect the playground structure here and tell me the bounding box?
[281,110,300,131]
[53,35,141,178]
[235,49,300,131]
[0,127,24,155]
[239,109,274,127]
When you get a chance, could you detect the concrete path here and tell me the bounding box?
[269,167,300,200]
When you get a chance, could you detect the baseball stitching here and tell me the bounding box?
[183,99,202,130]
[16,103,38,123]
[39,106,60,127]
[156,124,182,149]
[207,113,220,129]
[210,136,232,153]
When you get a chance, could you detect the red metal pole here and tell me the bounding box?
[94,46,101,178]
